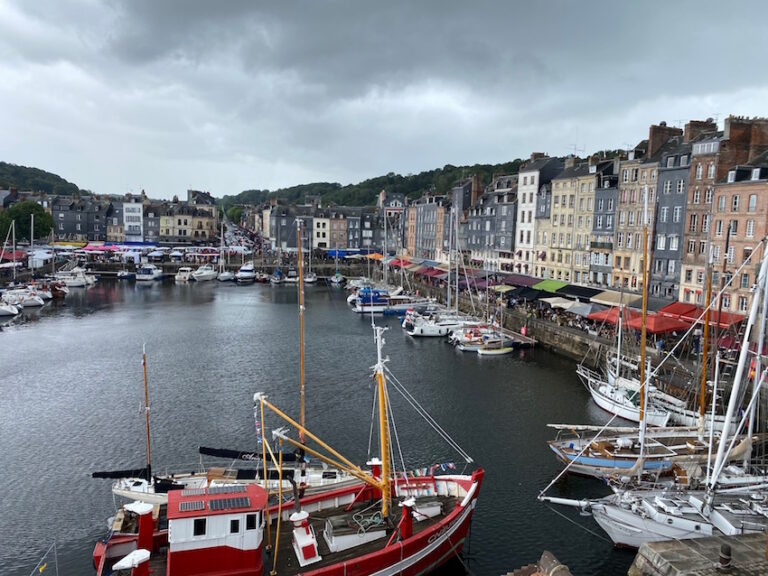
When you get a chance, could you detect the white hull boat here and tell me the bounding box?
[174,267,195,283]
[192,264,218,282]
[578,365,670,427]
[235,262,256,283]
[0,302,19,316]
[136,264,163,281]
[217,271,235,282]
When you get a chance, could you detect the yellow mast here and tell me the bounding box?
[638,189,650,477]
[296,219,306,443]
[374,326,392,520]
[142,344,151,478]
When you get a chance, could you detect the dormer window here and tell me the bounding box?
[727,170,736,183]
[680,155,688,166]
[752,168,761,181]
[667,157,675,168]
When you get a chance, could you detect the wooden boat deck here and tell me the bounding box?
[268,495,459,575]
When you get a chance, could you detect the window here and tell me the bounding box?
[623,169,629,183]
[230,519,240,534]
[713,245,721,261]
[685,269,693,283]
[596,216,603,228]
[697,270,704,284]
[619,211,626,225]
[673,207,682,223]
[597,199,604,211]
[730,220,738,236]
[246,514,258,530]
[667,157,675,168]
[606,215,613,228]
[748,194,757,212]
[723,294,731,309]
[588,198,593,210]
[715,220,723,237]
[741,274,750,289]
[579,198,585,211]
[747,220,755,238]
[688,240,695,253]
[194,518,207,536]
[626,234,633,249]
[705,188,713,204]
[727,246,735,263]
[628,211,635,226]
[692,189,700,204]
[699,241,706,255]
[669,236,679,251]
[689,214,698,233]
[731,196,740,211]
[617,232,623,247]
[702,214,710,233]
[695,164,703,179]
[608,199,614,211]
[659,207,668,222]
[657,235,666,250]
[727,171,736,183]
[708,164,715,179]
[668,260,676,276]
[677,180,685,194]
[744,247,753,263]
[739,297,748,313]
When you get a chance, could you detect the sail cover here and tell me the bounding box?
[198,446,303,462]
[92,466,149,479]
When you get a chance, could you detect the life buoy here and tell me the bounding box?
[749,358,757,380]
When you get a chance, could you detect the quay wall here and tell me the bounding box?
[408,280,611,370]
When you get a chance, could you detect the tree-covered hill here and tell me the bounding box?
[220,160,524,210]
[0,162,81,195]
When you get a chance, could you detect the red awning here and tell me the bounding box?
[658,302,698,319]
[587,306,641,326]
[0,249,28,262]
[626,314,692,334]
[412,266,431,275]
[680,308,746,329]
[423,268,443,278]
[388,258,410,268]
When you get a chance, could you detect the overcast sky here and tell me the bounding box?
[1,1,766,198]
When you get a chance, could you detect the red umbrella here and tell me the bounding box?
[587,306,641,325]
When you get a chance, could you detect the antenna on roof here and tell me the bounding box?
[569,144,585,156]
[711,113,721,124]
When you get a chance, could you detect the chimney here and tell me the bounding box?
[684,118,717,143]
[564,155,577,169]
[648,121,683,158]
[530,152,547,162]
[471,174,482,207]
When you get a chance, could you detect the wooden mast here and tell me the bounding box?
[698,250,713,436]
[374,326,392,520]
[296,219,306,443]
[142,344,152,479]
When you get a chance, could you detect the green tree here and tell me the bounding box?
[0,201,54,242]
[226,205,244,223]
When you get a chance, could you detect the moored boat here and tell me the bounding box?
[192,263,217,282]
[136,264,163,282]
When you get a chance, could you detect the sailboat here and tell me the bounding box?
[93,324,484,576]
[329,244,345,286]
[217,225,235,282]
[539,215,768,548]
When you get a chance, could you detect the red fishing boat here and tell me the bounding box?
[92,326,483,575]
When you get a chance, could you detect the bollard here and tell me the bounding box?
[718,543,731,571]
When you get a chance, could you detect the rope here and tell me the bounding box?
[386,384,410,486]
[367,385,377,461]
[544,504,611,543]
[383,365,473,463]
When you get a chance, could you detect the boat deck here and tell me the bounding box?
[269,495,458,575]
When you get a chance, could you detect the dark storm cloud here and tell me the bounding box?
[0,0,766,196]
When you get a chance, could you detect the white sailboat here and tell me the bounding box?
[540,241,768,548]
[217,226,235,282]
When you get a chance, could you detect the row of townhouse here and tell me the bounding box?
[262,201,403,253]
[402,115,768,316]
[53,189,218,244]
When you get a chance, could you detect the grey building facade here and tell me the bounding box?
[651,140,691,299]
[590,175,619,286]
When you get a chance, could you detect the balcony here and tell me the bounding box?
[590,241,613,250]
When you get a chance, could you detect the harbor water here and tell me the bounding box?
[0,280,634,575]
